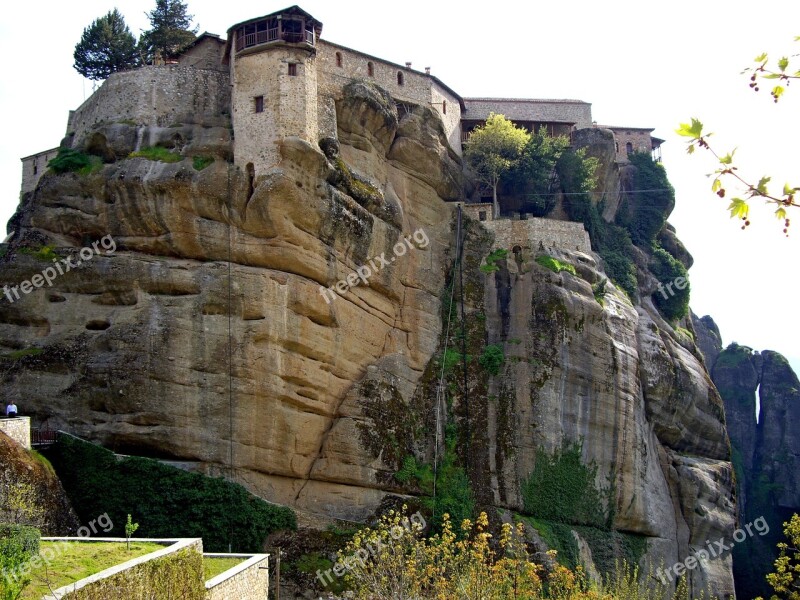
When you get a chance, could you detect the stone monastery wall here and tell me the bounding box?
[67,66,230,148]
[316,40,462,154]
[462,203,591,254]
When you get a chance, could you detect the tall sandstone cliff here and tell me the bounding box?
[694,314,800,599]
[2,76,735,596]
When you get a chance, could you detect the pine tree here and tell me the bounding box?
[73,9,139,81]
[140,0,198,64]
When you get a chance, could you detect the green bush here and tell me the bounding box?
[129,146,182,163]
[521,441,609,529]
[617,153,675,247]
[48,148,101,175]
[0,524,40,557]
[192,155,214,171]
[649,245,689,322]
[394,424,473,535]
[524,517,579,569]
[563,194,637,299]
[535,254,577,276]
[47,435,296,552]
[478,344,504,375]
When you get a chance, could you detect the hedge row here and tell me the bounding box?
[47,435,295,552]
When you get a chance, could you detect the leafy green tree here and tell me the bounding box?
[678,36,799,233]
[140,0,197,64]
[465,113,530,217]
[510,128,570,217]
[73,9,139,81]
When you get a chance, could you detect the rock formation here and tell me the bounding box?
[1,76,736,596]
[692,315,800,599]
[0,431,79,534]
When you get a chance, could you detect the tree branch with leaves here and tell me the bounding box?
[679,36,799,234]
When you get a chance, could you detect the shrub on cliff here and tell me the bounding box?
[47,434,296,552]
[649,245,690,322]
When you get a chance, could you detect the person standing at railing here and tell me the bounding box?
[5,401,18,417]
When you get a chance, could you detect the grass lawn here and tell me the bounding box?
[20,541,165,599]
[204,556,245,580]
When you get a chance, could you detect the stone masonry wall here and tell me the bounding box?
[317,40,462,154]
[68,66,230,149]
[177,37,226,72]
[205,554,269,600]
[232,47,318,176]
[0,417,31,449]
[462,203,591,253]
[20,148,60,195]
[605,127,654,162]
[463,98,592,128]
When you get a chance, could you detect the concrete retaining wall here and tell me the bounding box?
[0,416,30,449]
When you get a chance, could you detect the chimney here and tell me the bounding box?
[425,67,431,75]
[405,62,412,68]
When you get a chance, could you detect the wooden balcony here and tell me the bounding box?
[234,22,315,53]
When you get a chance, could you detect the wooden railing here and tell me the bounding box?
[235,27,314,52]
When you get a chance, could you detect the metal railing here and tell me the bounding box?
[32,428,57,447]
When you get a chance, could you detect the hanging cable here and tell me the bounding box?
[432,212,461,520]
[226,169,235,553]
[457,205,470,476]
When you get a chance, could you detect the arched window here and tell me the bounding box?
[625,142,633,155]
[335,52,342,68]
[367,61,374,77]
[397,71,404,86]
[442,100,447,114]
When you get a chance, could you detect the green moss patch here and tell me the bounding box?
[192,155,214,171]
[535,254,577,276]
[521,441,610,529]
[129,146,182,163]
[48,148,102,175]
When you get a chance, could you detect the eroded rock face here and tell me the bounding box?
[1,80,734,595]
[0,431,79,534]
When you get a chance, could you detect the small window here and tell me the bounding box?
[478,211,487,221]
[625,141,633,154]
[367,61,374,77]
[288,63,298,76]
[397,71,404,86]
[254,95,264,113]
[33,164,38,175]
[442,100,447,114]
[335,52,342,68]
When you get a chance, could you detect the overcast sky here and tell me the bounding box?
[2,0,799,375]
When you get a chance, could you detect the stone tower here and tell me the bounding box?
[226,6,323,177]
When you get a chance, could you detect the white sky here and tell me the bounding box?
[2,0,799,374]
